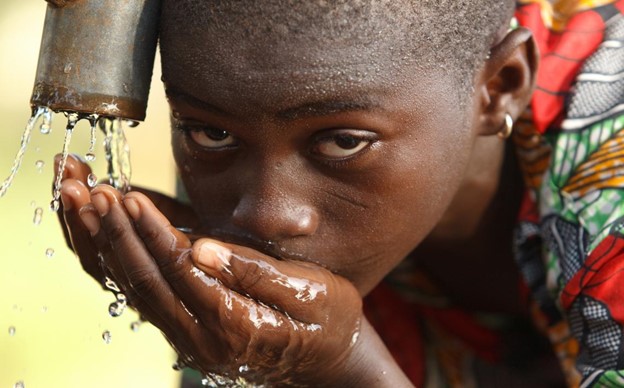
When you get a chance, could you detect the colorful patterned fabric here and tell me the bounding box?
[365,1,624,387]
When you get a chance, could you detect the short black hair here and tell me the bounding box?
[160,0,516,95]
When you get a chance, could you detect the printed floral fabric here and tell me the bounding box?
[365,1,624,387]
[515,0,624,386]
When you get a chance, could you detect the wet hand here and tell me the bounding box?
[74,184,362,385]
[55,154,199,285]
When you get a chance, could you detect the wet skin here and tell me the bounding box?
[57,16,537,388]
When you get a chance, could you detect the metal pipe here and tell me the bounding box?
[30,0,160,121]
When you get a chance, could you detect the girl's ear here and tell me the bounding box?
[476,26,539,136]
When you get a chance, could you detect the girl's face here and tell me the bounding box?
[161,9,483,295]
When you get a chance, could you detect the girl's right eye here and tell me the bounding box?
[176,121,238,150]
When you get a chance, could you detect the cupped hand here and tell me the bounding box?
[56,157,364,385]
[55,154,199,286]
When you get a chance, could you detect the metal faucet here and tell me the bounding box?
[30,0,160,121]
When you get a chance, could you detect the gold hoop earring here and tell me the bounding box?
[498,113,513,139]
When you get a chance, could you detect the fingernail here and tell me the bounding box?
[195,241,232,270]
[60,189,73,211]
[123,197,140,220]
[79,204,100,235]
[91,192,110,217]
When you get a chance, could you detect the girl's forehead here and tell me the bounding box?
[161,34,449,120]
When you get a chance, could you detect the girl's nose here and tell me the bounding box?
[231,186,319,242]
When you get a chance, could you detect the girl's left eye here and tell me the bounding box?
[188,127,237,149]
[312,130,376,159]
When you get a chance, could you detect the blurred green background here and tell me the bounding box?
[0,2,181,387]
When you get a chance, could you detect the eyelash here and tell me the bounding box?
[174,117,377,167]
[174,119,238,150]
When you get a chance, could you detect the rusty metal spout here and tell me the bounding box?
[31,0,160,121]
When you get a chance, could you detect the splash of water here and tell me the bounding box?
[201,373,261,388]
[0,107,45,197]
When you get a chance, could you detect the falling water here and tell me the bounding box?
[50,113,80,212]
[2,108,134,204]
[101,118,132,193]
[0,107,45,197]
[85,114,98,162]
[40,107,52,134]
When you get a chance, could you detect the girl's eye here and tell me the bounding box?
[188,127,237,149]
[312,131,375,159]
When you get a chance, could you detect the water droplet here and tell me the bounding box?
[87,173,98,188]
[14,381,24,388]
[40,107,52,134]
[102,330,112,344]
[35,160,44,173]
[172,360,186,371]
[30,200,36,208]
[130,321,141,332]
[49,199,60,212]
[33,207,43,225]
[45,248,55,258]
[104,277,120,293]
[85,153,96,162]
[63,63,72,74]
[8,326,15,336]
[41,306,48,313]
[108,301,126,317]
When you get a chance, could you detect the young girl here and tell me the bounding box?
[56,0,624,386]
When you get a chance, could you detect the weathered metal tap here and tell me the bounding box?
[31,0,160,121]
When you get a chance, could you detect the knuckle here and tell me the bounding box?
[140,222,169,247]
[234,261,264,293]
[105,221,127,242]
[126,267,160,296]
[160,255,188,284]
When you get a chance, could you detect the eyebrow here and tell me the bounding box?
[165,87,383,120]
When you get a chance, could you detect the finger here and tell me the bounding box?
[193,240,342,323]
[55,154,93,246]
[122,192,294,341]
[89,186,217,357]
[60,179,105,284]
